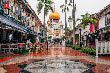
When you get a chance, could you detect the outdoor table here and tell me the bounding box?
[17,43,26,49]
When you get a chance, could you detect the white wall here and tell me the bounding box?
[99,16,105,29]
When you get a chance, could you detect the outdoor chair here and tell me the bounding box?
[1,44,10,53]
[10,44,18,53]
[17,43,26,49]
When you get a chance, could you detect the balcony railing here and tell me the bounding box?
[0,8,37,35]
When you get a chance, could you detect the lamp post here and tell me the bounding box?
[47,20,51,50]
[60,23,64,45]
[68,16,73,44]
[79,28,82,47]
[68,16,73,30]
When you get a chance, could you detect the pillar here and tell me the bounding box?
[95,38,98,57]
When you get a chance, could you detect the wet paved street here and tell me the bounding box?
[0,44,110,73]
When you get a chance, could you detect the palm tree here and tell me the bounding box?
[64,28,72,36]
[60,0,72,28]
[77,13,97,29]
[64,28,73,40]
[37,0,53,25]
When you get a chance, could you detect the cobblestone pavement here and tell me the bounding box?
[0,44,110,73]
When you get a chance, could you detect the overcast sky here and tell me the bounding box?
[27,0,110,25]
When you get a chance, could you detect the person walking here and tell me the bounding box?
[9,33,13,43]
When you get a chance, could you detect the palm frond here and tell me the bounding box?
[41,0,44,2]
[78,13,98,29]
[60,4,65,8]
[68,3,72,6]
[64,8,66,12]
[44,7,49,16]
[81,24,86,29]
[67,7,69,11]
[70,0,72,3]
[62,9,64,12]
[37,2,44,15]
[76,18,81,22]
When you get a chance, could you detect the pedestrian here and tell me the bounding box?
[9,33,13,43]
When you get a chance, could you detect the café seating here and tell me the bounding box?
[0,44,10,53]
[17,43,26,49]
[10,44,18,52]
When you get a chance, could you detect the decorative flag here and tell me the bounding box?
[4,2,9,9]
[90,23,94,33]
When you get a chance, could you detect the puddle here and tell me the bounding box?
[19,58,95,73]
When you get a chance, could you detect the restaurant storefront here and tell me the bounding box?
[0,0,45,54]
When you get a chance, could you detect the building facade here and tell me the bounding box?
[0,0,40,44]
[76,4,110,48]
[47,6,64,43]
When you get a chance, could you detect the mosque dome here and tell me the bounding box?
[49,6,60,20]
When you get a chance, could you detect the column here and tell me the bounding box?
[95,38,98,57]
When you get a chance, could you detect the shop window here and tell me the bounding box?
[2,0,6,3]
[0,0,2,4]
[106,12,110,26]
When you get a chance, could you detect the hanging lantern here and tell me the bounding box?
[4,2,9,9]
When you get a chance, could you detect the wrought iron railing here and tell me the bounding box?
[0,9,36,35]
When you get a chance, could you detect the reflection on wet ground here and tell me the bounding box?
[1,45,110,73]
[20,57,95,73]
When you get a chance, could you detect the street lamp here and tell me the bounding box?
[60,23,64,45]
[79,28,82,47]
[68,16,73,30]
[46,20,51,50]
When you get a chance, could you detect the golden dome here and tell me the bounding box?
[49,6,60,20]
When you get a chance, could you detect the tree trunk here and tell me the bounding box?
[44,8,46,25]
[65,0,67,28]
[72,0,76,46]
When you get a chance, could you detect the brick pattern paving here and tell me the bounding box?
[0,46,110,73]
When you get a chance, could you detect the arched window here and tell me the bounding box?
[106,12,110,26]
